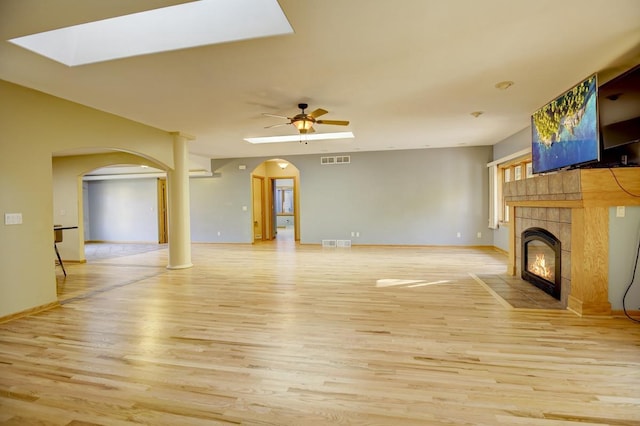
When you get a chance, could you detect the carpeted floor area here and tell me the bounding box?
[84,242,167,261]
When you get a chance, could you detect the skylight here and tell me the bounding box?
[8,0,293,66]
[245,132,355,144]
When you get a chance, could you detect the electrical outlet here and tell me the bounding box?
[456,232,461,238]
[477,232,482,238]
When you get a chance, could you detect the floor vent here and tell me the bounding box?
[322,239,337,248]
[321,155,350,165]
[337,239,352,247]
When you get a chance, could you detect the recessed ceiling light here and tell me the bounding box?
[9,0,292,66]
[495,81,515,90]
[244,132,354,144]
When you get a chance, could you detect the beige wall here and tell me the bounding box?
[0,80,174,318]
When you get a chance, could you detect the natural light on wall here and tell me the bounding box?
[8,0,292,66]
[245,132,355,144]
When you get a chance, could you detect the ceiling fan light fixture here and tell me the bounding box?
[264,103,348,135]
[293,118,314,131]
[278,162,289,169]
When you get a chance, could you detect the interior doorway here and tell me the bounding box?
[272,178,296,241]
[251,159,300,243]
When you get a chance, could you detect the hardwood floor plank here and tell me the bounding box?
[1,244,638,425]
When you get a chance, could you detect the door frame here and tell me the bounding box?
[269,176,299,241]
[252,175,266,242]
[157,178,168,244]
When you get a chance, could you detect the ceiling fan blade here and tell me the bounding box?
[308,108,328,119]
[262,113,290,119]
[264,123,290,129]
[316,119,349,126]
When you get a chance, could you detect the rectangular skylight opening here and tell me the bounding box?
[8,0,293,66]
[244,132,355,144]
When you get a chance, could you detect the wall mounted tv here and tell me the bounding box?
[531,75,599,174]
[598,64,640,150]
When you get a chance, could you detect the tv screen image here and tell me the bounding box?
[531,75,599,174]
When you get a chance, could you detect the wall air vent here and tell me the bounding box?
[322,239,337,248]
[320,155,350,165]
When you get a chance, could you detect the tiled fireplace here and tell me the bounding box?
[514,207,571,306]
[504,168,639,316]
[521,227,562,300]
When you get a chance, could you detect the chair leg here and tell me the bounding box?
[54,243,66,277]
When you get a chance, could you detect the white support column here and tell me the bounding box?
[167,132,194,270]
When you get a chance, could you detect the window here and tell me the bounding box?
[275,187,294,215]
[488,149,532,228]
[498,156,532,223]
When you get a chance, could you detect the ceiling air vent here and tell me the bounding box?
[320,155,350,165]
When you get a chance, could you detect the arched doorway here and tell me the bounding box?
[251,159,300,243]
[52,151,169,263]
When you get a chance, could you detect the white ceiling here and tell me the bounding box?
[1,0,639,160]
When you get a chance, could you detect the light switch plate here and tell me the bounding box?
[4,213,23,225]
[616,206,625,218]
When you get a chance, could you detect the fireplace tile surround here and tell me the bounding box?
[504,168,640,316]
[521,226,563,300]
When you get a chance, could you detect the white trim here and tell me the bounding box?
[488,165,499,230]
[486,147,531,230]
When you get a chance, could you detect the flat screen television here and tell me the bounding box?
[598,64,640,150]
[531,74,599,174]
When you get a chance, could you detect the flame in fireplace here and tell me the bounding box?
[528,253,554,280]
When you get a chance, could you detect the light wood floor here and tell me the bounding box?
[1,242,639,425]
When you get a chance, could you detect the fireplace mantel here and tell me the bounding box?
[505,168,640,316]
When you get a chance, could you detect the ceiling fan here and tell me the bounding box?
[263,103,350,134]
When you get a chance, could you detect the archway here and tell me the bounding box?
[250,159,301,243]
[52,150,169,263]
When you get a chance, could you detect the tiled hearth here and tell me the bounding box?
[504,168,640,316]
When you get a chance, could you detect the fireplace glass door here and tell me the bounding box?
[522,227,561,300]
[526,240,556,283]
